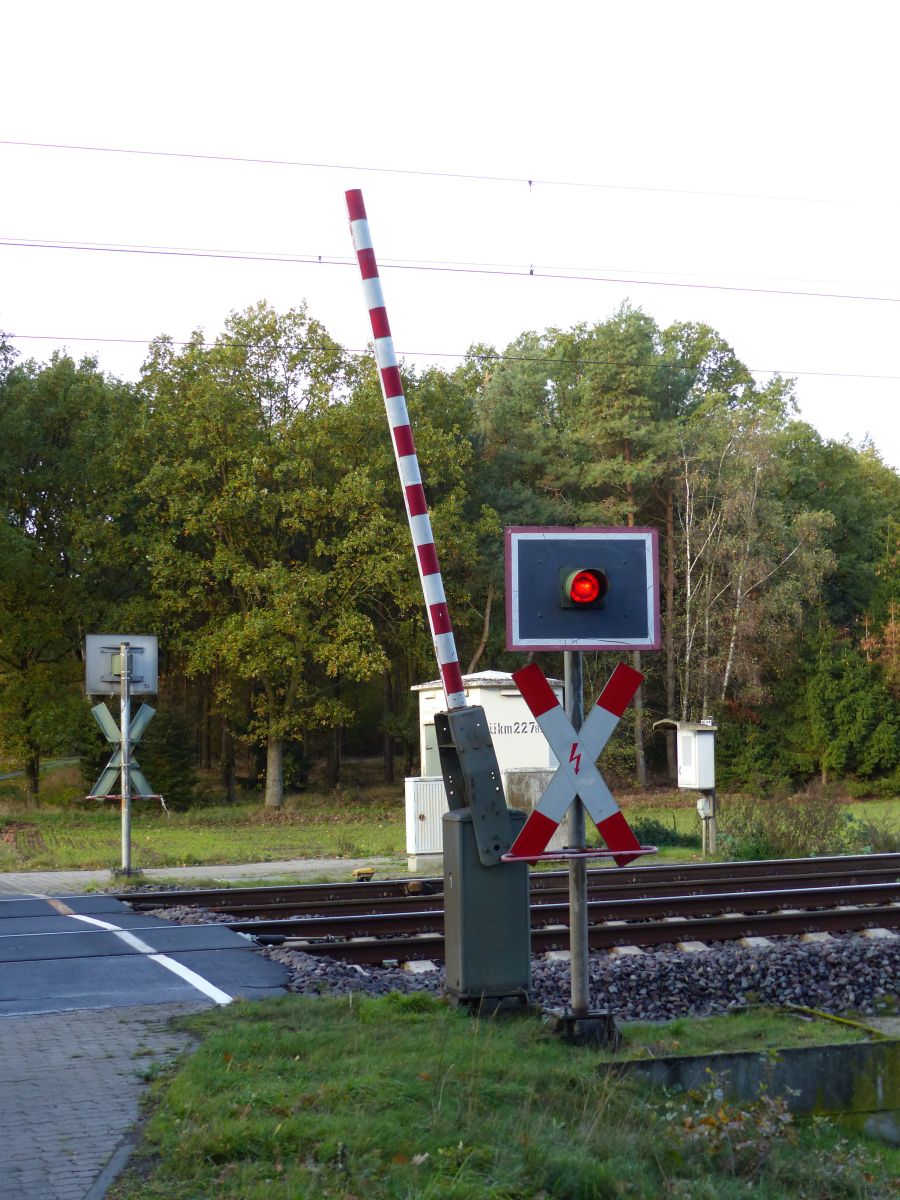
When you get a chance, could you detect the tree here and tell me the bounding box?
[672,384,835,721]
[791,623,900,784]
[137,304,382,805]
[0,351,143,796]
[137,302,488,806]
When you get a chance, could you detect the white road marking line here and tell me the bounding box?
[68,913,233,1005]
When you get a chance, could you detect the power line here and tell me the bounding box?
[7,332,900,384]
[3,236,899,306]
[6,235,896,292]
[0,138,846,206]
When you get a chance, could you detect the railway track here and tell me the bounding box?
[120,852,900,966]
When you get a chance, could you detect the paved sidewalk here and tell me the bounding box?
[0,855,410,895]
[0,1002,205,1200]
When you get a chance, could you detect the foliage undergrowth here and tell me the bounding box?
[627,814,702,850]
[107,995,898,1200]
[719,792,900,860]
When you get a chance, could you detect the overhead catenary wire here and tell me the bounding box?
[4,235,899,294]
[0,138,849,206]
[2,236,899,306]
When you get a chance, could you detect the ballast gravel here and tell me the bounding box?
[146,907,898,1019]
[261,937,899,1021]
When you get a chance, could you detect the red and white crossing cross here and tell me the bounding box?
[509,662,644,866]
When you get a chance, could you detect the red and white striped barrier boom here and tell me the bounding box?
[345,190,466,711]
[509,662,644,866]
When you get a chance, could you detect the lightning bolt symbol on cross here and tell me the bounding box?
[568,742,581,775]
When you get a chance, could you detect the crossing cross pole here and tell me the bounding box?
[504,528,660,1028]
[85,635,160,875]
[507,660,645,862]
[506,656,648,1019]
[120,641,132,873]
[565,649,589,1016]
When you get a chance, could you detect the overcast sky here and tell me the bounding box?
[2,1,898,468]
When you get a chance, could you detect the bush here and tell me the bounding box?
[843,814,900,854]
[629,815,701,850]
[281,741,310,792]
[718,792,861,860]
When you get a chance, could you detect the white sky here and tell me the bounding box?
[2,0,899,468]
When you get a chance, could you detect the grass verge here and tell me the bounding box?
[108,995,898,1200]
[0,766,894,873]
[0,789,406,871]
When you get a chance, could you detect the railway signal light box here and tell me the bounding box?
[505,527,660,652]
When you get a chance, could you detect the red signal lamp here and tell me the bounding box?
[560,566,608,608]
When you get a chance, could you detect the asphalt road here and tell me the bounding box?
[0,891,288,1015]
[0,891,290,1198]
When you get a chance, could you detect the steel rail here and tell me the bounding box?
[125,864,900,920]
[224,878,900,939]
[261,904,900,966]
[120,852,900,912]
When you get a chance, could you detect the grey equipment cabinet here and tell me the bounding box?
[442,807,531,1006]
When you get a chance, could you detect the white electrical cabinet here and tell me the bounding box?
[665,720,717,790]
[404,777,448,868]
[412,670,563,777]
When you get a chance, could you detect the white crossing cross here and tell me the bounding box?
[507,662,643,865]
[88,701,157,799]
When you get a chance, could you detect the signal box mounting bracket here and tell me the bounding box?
[434,705,514,866]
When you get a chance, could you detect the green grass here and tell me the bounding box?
[107,995,899,1200]
[0,766,895,873]
[847,799,900,825]
[600,1007,868,1061]
[0,788,406,871]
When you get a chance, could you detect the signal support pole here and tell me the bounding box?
[564,649,589,1016]
[119,641,132,874]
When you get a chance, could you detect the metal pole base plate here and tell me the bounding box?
[544,1007,621,1049]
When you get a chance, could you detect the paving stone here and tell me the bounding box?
[0,1002,205,1200]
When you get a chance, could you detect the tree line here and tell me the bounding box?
[1,301,897,806]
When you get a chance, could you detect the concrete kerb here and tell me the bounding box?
[0,855,418,895]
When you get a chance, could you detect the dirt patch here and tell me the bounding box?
[1,822,48,858]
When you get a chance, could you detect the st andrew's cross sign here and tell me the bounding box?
[506,662,645,866]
